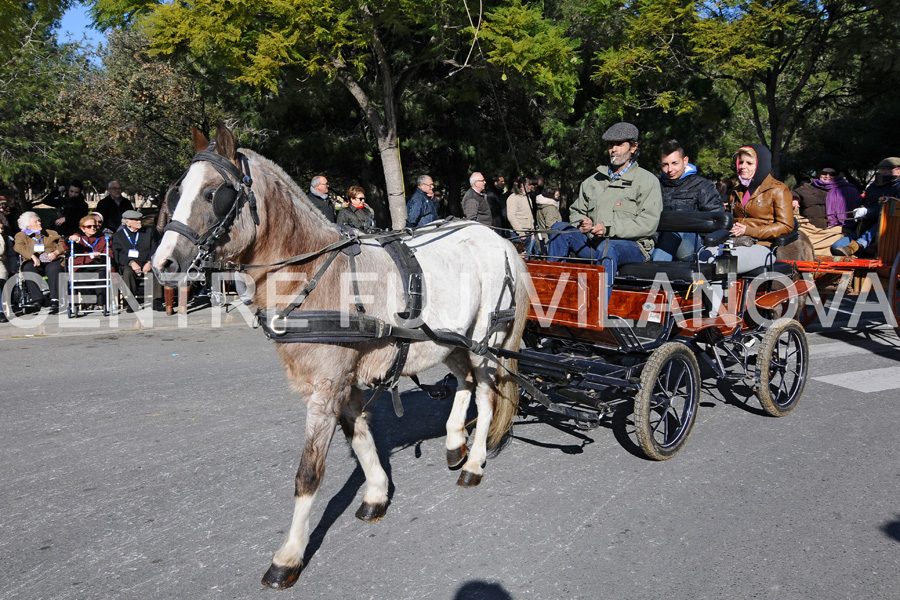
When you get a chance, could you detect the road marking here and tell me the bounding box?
[813,366,900,393]
[809,339,900,359]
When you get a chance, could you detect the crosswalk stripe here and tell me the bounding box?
[809,339,900,359]
[812,366,900,393]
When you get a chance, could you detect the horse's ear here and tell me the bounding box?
[192,126,210,152]
[214,125,237,160]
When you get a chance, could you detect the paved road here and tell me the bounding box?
[1,317,899,600]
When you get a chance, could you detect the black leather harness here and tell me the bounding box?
[256,228,518,416]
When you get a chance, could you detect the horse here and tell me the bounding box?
[151,126,529,589]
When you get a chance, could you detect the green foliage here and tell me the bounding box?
[479,1,580,102]
[58,29,228,193]
[0,10,92,193]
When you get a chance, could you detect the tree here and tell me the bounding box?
[594,0,900,178]
[0,8,92,204]
[91,0,580,228]
[58,30,226,195]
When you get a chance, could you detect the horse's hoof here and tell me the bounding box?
[457,471,482,487]
[261,562,301,589]
[446,445,467,469]
[355,501,388,522]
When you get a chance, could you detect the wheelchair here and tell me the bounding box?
[3,252,50,316]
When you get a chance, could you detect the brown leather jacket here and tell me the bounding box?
[730,174,793,247]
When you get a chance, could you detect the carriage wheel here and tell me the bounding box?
[889,253,900,336]
[634,342,701,461]
[755,318,808,417]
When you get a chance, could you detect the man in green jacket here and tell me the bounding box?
[548,122,662,298]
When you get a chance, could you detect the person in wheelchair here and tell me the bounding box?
[13,211,66,313]
[719,144,794,273]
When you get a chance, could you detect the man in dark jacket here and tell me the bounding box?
[651,140,723,261]
[96,180,134,233]
[53,180,90,237]
[462,172,493,227]
[405,175,438,227]
[307,175,336,223]
[112,210,163,310]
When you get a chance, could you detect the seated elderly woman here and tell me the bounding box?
[336,186,375,230]
[13,211,66,313]
[720,144,794,272]
[68,215,110,266]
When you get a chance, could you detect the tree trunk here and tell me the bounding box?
[375,134,407,230]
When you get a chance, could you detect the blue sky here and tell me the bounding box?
[59,2,105,46]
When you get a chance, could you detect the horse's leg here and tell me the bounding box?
[261,399,341,590]
[457,368,496,488]
[444,352,476,470]
[339,387,389,522]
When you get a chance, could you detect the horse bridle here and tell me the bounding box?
[163,145,260,279]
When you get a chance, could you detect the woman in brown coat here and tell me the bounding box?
[727,144,794,272]
[14,211,66,311]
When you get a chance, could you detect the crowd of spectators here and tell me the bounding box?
[2,135,898,323]
[0,180,163,320]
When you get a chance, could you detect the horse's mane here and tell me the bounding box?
[239,148,336,231]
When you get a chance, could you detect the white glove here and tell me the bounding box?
[853,206,868,219]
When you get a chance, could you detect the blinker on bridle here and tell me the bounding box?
[163,144,260,280]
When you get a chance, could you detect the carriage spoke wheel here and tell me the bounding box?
[755,318,808,417]
[889,253,900,337]
[634,342,701,461]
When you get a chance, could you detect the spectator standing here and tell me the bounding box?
[0,218,8,322]
[405,175,439,228]
[548,122,662,299]
[485,175,507,229]
[14,211,66,313]
[337,186,375,230]
[506,178,536,254]
[792,163,861,255]
[112,210,163,310]
[462,172,493,227]
[832,157,900,256]
[534,185,562,251]
[96,180,135,233]
[54,180,90,237]
[308,175,336,223]
[652,140,723,261]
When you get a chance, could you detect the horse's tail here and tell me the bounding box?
[487,258,530,448]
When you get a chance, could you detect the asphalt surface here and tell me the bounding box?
[1,306,899,600]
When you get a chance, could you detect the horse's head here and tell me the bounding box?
[152,126,259,286]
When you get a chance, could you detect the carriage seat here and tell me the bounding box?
[615,211,734,286]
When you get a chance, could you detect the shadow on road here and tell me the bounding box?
[453,580,513,599]
[881,516,900,544]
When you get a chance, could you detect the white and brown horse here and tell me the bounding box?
[152,126,529,589]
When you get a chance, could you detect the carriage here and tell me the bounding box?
[785,195,900,333]
[154,126,817,589]
[502,210,815,461]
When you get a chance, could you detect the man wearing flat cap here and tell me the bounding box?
[548,121,662,299]
[832,156,900,256]
[112,209,163,310]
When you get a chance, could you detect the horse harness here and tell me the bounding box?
[254,229,518,417]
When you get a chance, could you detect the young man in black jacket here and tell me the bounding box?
[651,139,723,261]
